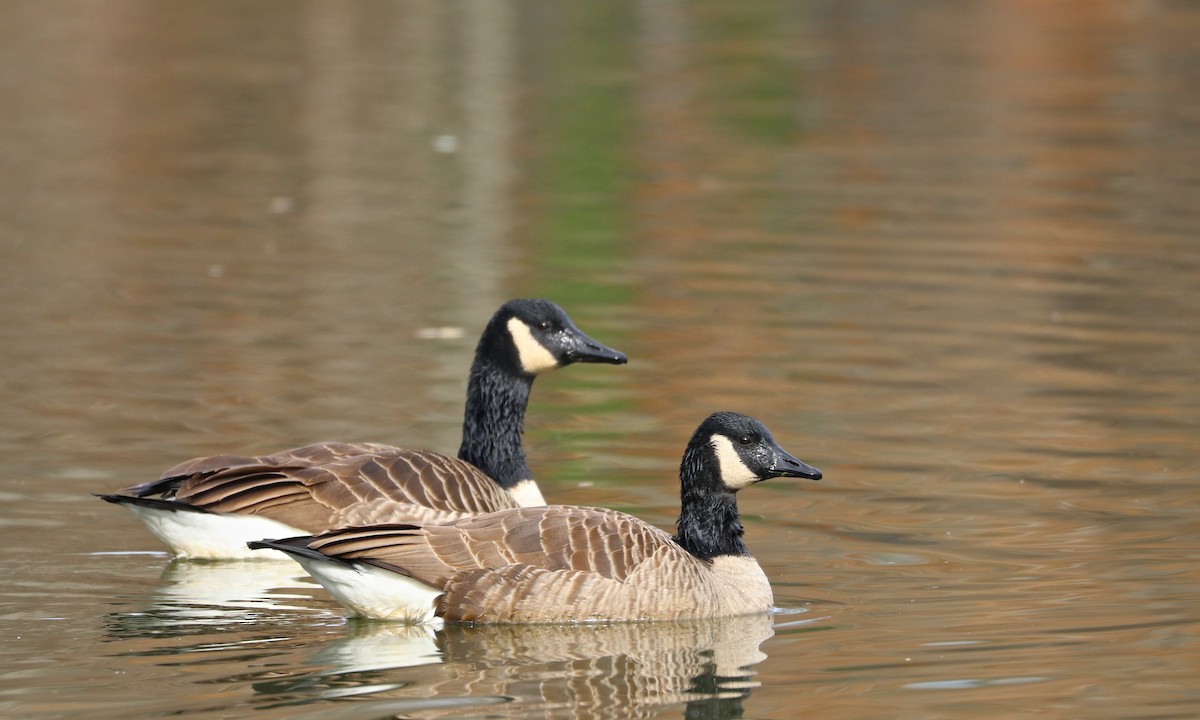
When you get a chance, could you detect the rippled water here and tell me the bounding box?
[2,2,1198,718]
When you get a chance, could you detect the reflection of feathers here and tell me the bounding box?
[153,559,316,613]
[308,622,441,673]
[103,560,777,718]
[439,609,773,677]
[299,612,774,718]
[101,560,322,641]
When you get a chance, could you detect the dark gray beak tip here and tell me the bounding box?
[774,453,822,481]
[602,348,629,365]
[569,340,628,365]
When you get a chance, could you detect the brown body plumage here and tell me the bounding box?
[253,412,822,623]
[286,508,778,623]
[152,443,520,528]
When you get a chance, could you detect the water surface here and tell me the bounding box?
[1,2,1198,718]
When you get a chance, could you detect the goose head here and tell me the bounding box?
[483,299,628,376]
[674,412,821,561]
[691,412,822,492]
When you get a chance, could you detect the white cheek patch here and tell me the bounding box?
[710,434,759,490]
[507,317,560,375]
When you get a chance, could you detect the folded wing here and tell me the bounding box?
[115,442,520,531]
[296,507,712,622]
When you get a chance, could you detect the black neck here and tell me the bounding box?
[456,357,534,489]
[672,442,748,560]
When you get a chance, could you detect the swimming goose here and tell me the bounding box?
[250,412,821,623]
[98,299,627,559]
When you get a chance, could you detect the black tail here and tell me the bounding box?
[94,493,212,514]
[246,536,348,565]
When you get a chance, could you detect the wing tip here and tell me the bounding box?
[95,493,213,514]
[248,536,359,567]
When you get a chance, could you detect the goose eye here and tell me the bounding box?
[536,320,552,331]
[737,435,753,446]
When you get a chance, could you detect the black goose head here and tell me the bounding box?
[674,412,821,560]
[687,412,821,492]
[479,299,628,377]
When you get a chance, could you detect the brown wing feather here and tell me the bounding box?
[151,442,397,483]
[304,507,681,580]
[297,508,754,622]
[116,443,520,533]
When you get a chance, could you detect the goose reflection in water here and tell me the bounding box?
[103,558,322,639]
[102,559,788,717]
[260,611,778,718]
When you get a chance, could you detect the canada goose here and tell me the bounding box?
[250,412,821,623]
[98,299,627,559]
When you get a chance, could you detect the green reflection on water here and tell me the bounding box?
[522,1,636,307]
[697,1,801,145]
[515,3,640,489]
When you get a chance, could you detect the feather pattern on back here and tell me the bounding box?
[252,412,822,623]
[123,443,521,531]
[292,506,771,623]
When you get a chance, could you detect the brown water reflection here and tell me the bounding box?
[95,566,776,719]
[2,1,1199,719]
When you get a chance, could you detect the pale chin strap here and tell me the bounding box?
[709,434,758,490]
[506,317,560,374]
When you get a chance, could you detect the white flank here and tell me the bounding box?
[507,478,547,507]
[292,555,443,624]
[507,317,559,374]
[123,504,308,560]
[710,434,758,490]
